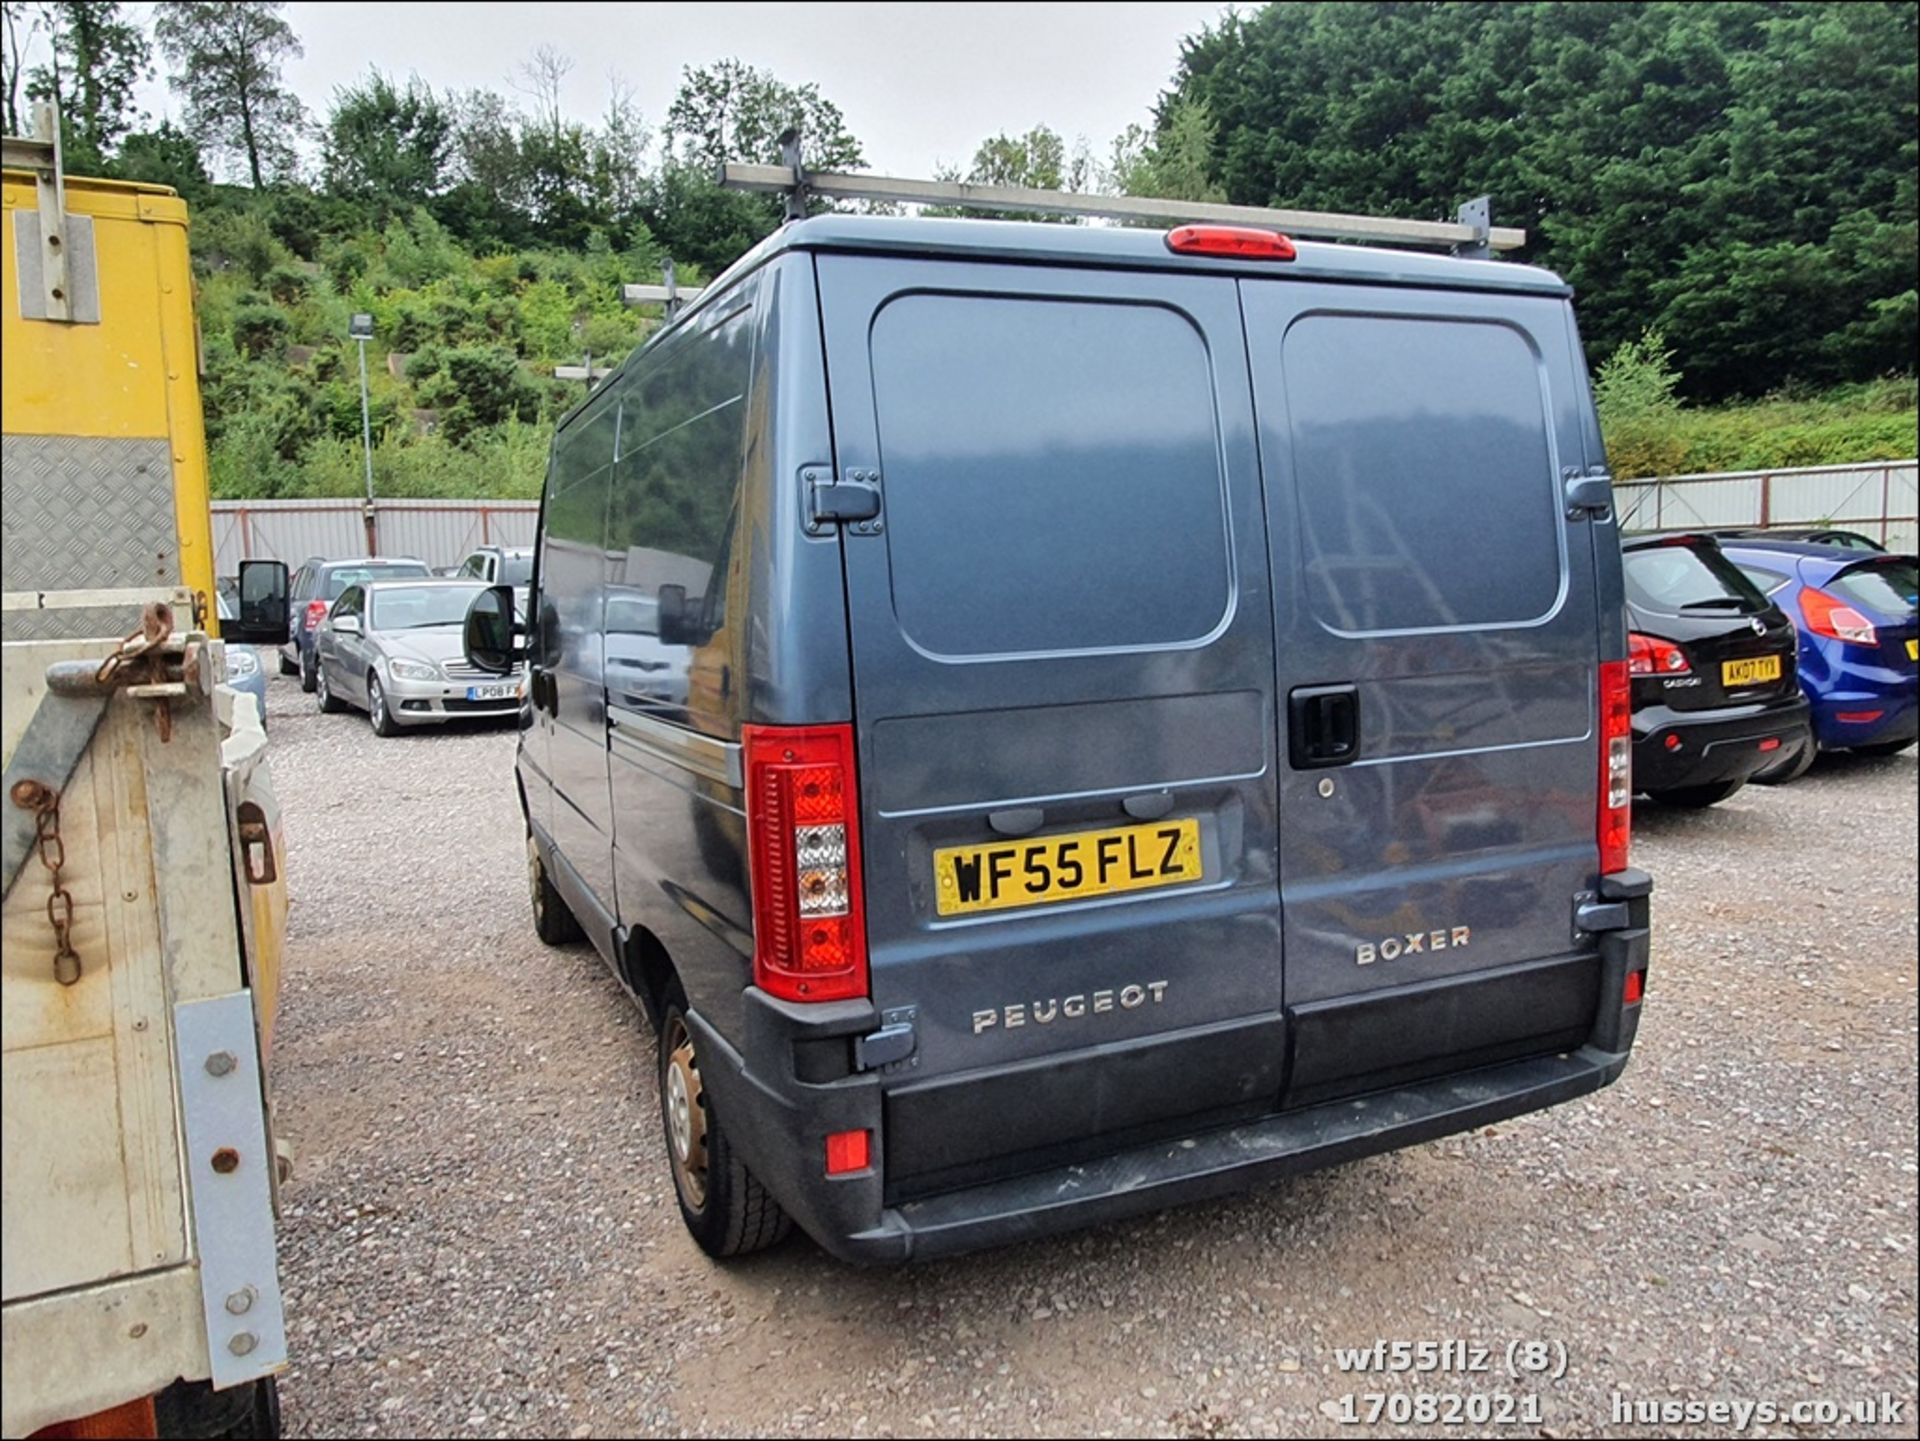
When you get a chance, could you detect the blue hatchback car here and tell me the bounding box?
[1720,540,1919,778]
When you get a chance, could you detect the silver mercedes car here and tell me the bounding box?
[313,578,525,735]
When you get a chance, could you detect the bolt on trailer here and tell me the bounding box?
[2,103,294,1438]
[462,143,1652,1264]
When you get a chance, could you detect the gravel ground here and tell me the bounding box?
[257,663,1918,1440]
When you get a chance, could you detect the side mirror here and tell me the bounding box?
[657,583,704,646]
[229,560,289,644]
[464,584,522,675]
[331,613,361,635]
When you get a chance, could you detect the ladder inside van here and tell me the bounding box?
[717,130,1525,258]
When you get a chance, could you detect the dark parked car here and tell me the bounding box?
[278,555,432,691]
[1622,534,1809,806]
[1710,527,1885,554]
[461,212,1652,1264]
[1720,540,1918,780]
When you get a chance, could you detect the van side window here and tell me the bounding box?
[603,287,756,723]
[541,403,619,669]
[868,293,1233,657]
[1281,314,1562,633]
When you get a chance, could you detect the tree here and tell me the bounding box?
[2,1,40,138]
[113,120,213,203]
[154,0,307,188]
[1157,1,1917,400]
[1110,99,1227,208]
[322,69,452,219]
[21,2,149,169]
[664,58,864,170]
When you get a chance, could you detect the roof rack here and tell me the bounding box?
[718,129,1523,257]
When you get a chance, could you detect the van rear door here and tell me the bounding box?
[1239,281,1608,1106]
[814,254,1281,1198]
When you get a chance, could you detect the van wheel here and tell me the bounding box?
[1649,780,1743,808]
[1751,738,1815,785]
[659,984,793,1259]
[1853,737,1915,758]
[153,1375,280,1438]
[528,832,584,945]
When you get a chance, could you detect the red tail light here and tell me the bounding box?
[1798,587,1876,645]
[1166,224,1297,260]
[303,598,329,631]
[1598,660,1632,874]
[743,723,868,1003]
[1628,631,1690,676]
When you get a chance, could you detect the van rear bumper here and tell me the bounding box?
[690,888,1649,1265]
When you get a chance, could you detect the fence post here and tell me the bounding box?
[1882,464,1892,546]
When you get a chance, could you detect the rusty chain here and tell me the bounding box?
[9,780,81,985]
[94,601,177,741]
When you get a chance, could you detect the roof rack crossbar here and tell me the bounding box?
[716,161,1526,253]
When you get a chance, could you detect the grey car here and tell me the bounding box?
[314,579,524,735]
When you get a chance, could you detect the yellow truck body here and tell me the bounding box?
[3,160,288,1439]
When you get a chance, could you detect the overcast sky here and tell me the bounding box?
[105,1,1235,178]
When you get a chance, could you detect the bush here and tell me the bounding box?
[231,305,290,361]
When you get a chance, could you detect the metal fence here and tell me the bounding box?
[1613,460,1917,552]
[211,498,538,574]
[210,460,1919,576]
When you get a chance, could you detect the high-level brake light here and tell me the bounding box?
[1598,661,1632,874]
[743,724,868,1003]
[1166,224,1298,260]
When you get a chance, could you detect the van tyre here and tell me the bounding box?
[659,983,793,1259]
[1649,780,1743,808]
[528,833,584,945]
[153,1375,280,1439]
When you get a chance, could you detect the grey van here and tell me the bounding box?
[462,215,1653,1263]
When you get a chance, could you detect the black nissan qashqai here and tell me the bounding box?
[1622,533,1810,808]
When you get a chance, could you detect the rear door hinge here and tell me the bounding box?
[1563,467,1615,520]
[805,467,883,535]
[854,1007,917,1072]
[1574,892,1631,934]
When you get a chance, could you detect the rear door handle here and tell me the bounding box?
[1289,684,1361,768]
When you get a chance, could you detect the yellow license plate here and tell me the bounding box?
[1722,655,1781,687]
[934,818,1202,917]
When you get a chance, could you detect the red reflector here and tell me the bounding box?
[825,1128,870,1176]
[1663,734,1682,751]
[1623,970,1644,1006]
[1166,224,1297,260]
[1835,710,1884,723]
[1758,737,1782,752]
[1598,661,1632,874]
[744,723,868,1003]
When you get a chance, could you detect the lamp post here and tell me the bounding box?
[348,312,377,554]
